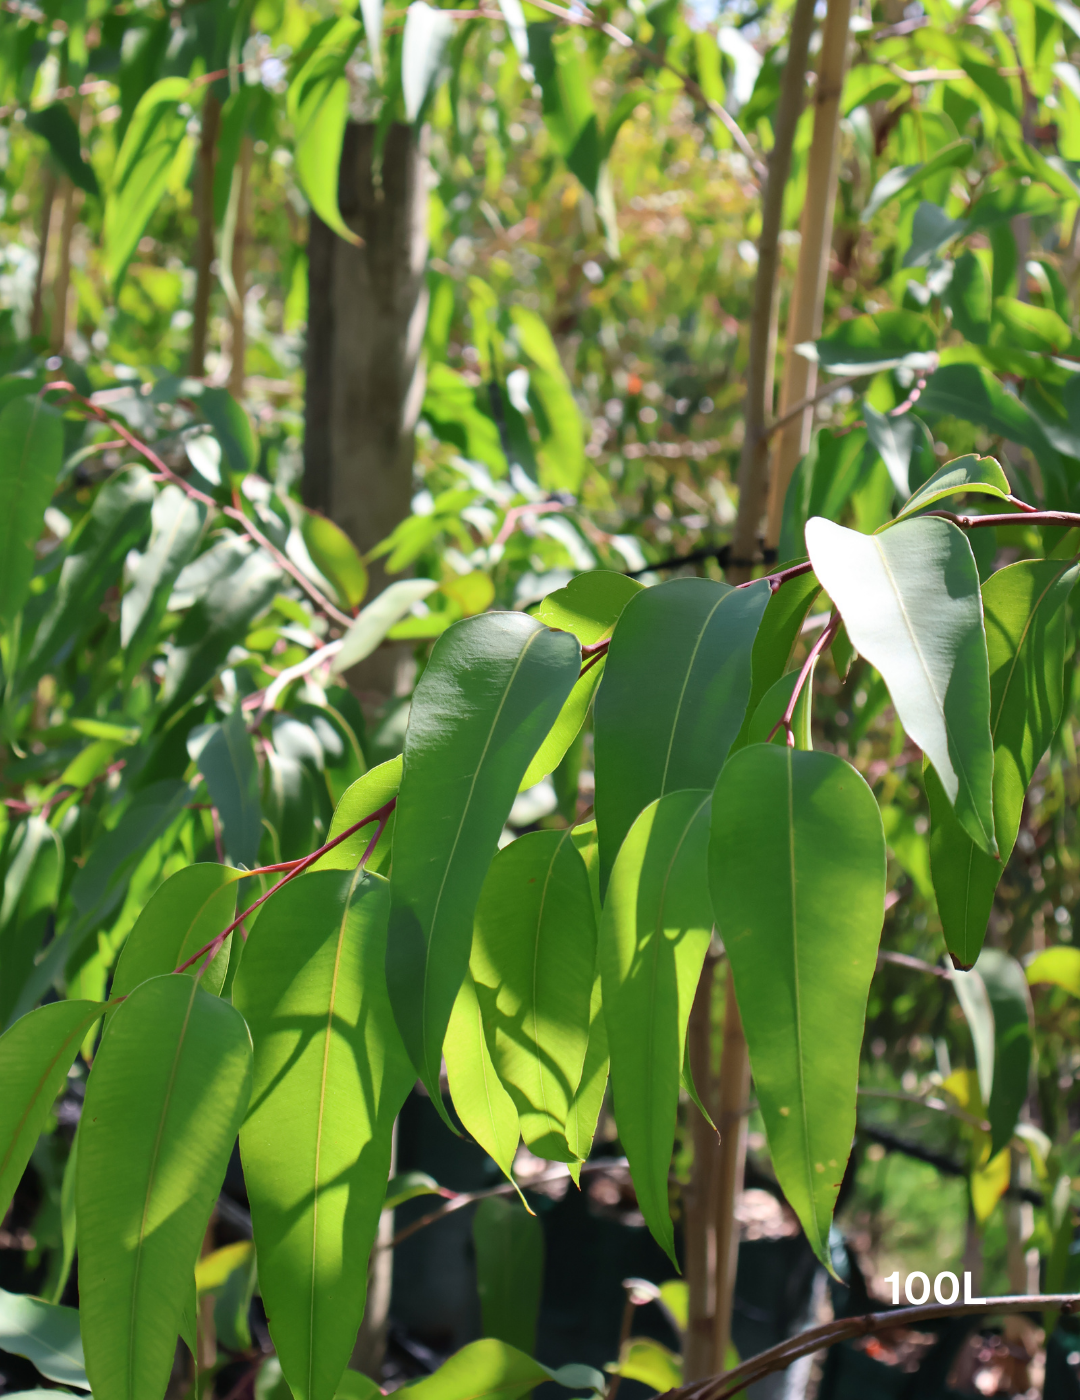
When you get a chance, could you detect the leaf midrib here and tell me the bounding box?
[529,831,573,1130]
[658,592,731,795]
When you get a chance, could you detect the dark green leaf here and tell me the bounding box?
[732,571,820,752]
[120,485,205,673]
[188,709,262,869]
[800,311,937,374]
[25,103,100,196]
[976,949,1033,1156]
[473,1197,543,1356]
[386,613,580,1101]
[945,250,992,344]
[0,396,62,629]
[78,975,252,1400]
[710,746,885,1265]
[861,140,972,221]
[235,870,414,1400]
[594,577,770,894]
[69,779,189,929]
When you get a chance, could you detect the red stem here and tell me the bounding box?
[766,611,840,746]
[174,797,396,976]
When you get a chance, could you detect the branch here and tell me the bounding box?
[766,611,838,744]
[662,1295,1080,1400]
[763,374,862,441]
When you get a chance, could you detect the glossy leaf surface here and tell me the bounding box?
[731,569,820,751]
[600,789,712,1263]
[386,612,580,1098]
[806,515,996,855]
[78,975,251,1400]
[110,863,238,999]
[188,709,263,869]
[594,576,770,893]
[0,397,62,629]
[893,454,1011,521]
[710,746,885,1265]
[234,870,414,1400]
[444,971,519,1179]
[470,829,595,1160]
[396,1339,603,1400]
[928,561,1078,966]
[0,1288,87,1389]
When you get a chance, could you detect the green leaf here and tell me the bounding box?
[25,467,155,688]
[992,297,1073,354]
[798,311,937,375]
[402,2,454,122]
[927,560,1078,966]
[234,869,414,1400]
[301,509,367,610]
[806,515,996,856]
[444,970,520,1179]
[731,569,820,751]
[110,863,238,1000]
[975,948,1033,1156]
[967,179,1060,228]
[710,746,885,1266]
[288,18,362,244]
[1026,945,1080,995]
[78,975,252,1400]
[313,756,401,876]
[528,25,601,197]
[945,251,992,344]
[863,403,924,499]
[331,579,439,675]
[893,454,1011,521]
[25,103,100,196]
[384,1171,445,1209]
[861,140,973,221]
[188,709,262,869]
[386,613,580,1101]
[161,539,280,718]
[470,830,596,1161]
[120,485,206,670]
[0,1288,88,1390]
[593,577,770,895]
[0,396,62,629]
[103,78,193,288]
[521,571,643,789]
[0,815,63,1026]
[70,779,189,928]
[902,201,969,268]
[745,667,814,750]
[396,1339,604,1400]
[949,965,995,1105]
[509,307,588,492]
[600,789,713,1263]
[565,820,608,1162]
[0,1000,102,1222]
[608,1337,683,1393]
[473,1197,543,1355]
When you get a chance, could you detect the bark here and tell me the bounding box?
[189,93,221,378]
[684,962,716,1381]
[303,122,430,698]
[727,0,817,583]
[50,178,79,357]
[765,0,854,550]
[228,135,253,399]
[30,170,58,341]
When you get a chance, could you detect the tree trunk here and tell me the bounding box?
[190,93,221,378]
[228,135,253,399]
[303,122,429,698]
[727,0,818,585]
[765,0,854,551]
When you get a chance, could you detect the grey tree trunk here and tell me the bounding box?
[304,121,429,699]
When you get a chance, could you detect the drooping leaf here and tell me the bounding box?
[806,515,996,856]
[594,577,770,894]
[527,25,601,198]
[797,311,937,375]
[710,746,886,1265]
[609,1336,683,1393]
[469,829,596,1161]
[331,580,439,675]
[731,569,820,751]
[103,78,194,288]
[25,467,155,688]
[384,1172,445,1209]
[564,821,607,1162]
[863,402,924,499]
[600,789,713,1264]
[948,964,996,1106]
[473,1197,543,1355]
[396,1339,604,1400]
[0,1001,103,1222]
[110,863,238,1000]
[188,708,262,869]
[860,140,973,221]
[78,975,252,1400]
[0,396,62,629]
[927,560,1078,966]
[444,971,520,1179]
[745,666,814,750]
[312,755,401,876]
[893,454,1011,522]
[509,306,588,492]
[160,539,280,718]
[386,613,580,1101]
[234,870,413,1400]
[0,815,63,1026]
[300,510,367,610]
[1026,945,1080,996]
[286,17,362,244]
[120,485,205,670]
[0,1288,88,1390]
[521,570,643,789]
[402,2,454,122]
[975,949,1033,1156]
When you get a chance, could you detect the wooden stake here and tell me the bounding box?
[710,973,751,1375]
[765,0,855,550]
[727,0,817,583]
[190,93,221,378]
[30,169,58,341]
[50,177,79,358]
[228,135,253,400]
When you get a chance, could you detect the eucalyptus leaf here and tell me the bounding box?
[444,970,520,1180]
[0,396,63,629]
[473,1197,543,1355]
[120,485,205,667]
[331,579,439,675]
[976,948,1033,1156]
[110,863,238,1000]
[0,1289,88,1390]
[893,454,1011,522]
[188,708,263,869]
[402,3,454,123]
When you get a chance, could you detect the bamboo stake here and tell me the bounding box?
[765,0,855,550]
[727,0,817,584]
[684,961,717,1381]
[710,974,751,1375]
[30,169,58,341]
[227,135,253,400]
[50,177,79,358]
[190,93,222,378]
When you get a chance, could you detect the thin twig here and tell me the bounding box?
[763,374,862,440]
[663,1295,1080,1400]
[857,1086,990,1132]
[876,949,951,979]
[766,611,839,744]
